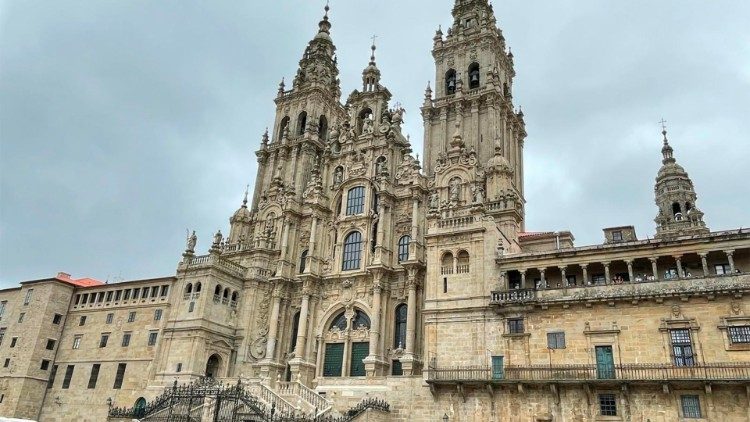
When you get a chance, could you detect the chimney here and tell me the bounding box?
[56,272,71,280]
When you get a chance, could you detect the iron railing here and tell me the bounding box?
[428,362,750,383]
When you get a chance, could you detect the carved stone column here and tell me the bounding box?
[625,260,634,283]
[539,269,546,289]
[724,250,736,273]
[603,262,611,284]
[265,291,282,360]
[674,255,684,278]
[650,257,659,281]
[559,266,567,287]
[408,195,419,261]
[401,267,421,375]
[289,281,315,384]
[581,264,589,286]
[364,270,386,376]
[520,270,527,289]
[699,253,709,277]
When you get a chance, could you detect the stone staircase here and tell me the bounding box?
[275,381,334,418]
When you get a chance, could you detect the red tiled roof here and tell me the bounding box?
[518,231,553,239]
[55,272,104,287]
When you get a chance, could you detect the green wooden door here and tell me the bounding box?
[349,342,369,377]
[323,343,344,377]
[595,346,615,379]
[491,356,504,379]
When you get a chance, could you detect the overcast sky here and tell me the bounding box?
[1,0,749,288]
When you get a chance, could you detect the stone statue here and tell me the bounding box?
[495,240,505,259]
[362,114,374,135]
[429,192,439,209]
[186,230,197,252]
[472,185,485,204]
[333,167,344,185]
[449,179,461,202]
[213,230,223,247]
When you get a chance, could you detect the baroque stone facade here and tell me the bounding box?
[1,1,749,421]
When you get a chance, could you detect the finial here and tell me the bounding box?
[242,185,249,206]
[369,35,377,65]
[659,118,668,139]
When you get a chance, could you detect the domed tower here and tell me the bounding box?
[653,128,709,239]
[228,187,253,246]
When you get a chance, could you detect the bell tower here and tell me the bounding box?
[653,127,709,239]
[422,0,526,225]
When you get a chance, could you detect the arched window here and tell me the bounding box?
[195,282,202,292]
[393,304,407,349]
[342,231,363,271]
[185,283,193,294]
[289,312,300,352]
[330,312,348,331]
[445,69,457,95]
[231,291,238,302]
[318,115,328,140]
[223,288,230,299]
[441,252,454,275]
[672,203,682,216]
[133,398,147,418]
[352,310,371,329]
[279,116,290,140]
[297,111,308,136]
[214,285,222,296]
[346,186,366,215]
[457,250,470,273]
[398,236,411,263]
[299,250,308,273]
[468,62,480,89]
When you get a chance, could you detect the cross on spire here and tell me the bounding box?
[371,34,378,46]
[659,118,668,132]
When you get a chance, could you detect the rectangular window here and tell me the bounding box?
[99,334,109,348]
[670,329,695,366]
[24,289,33,305]
[565,275,577,286]
[345,186,366,215]
[132,288,140,299]
[681,395,702,418]
[148,332,158,346]
[106,313,114,324]
[10,337,17,348]
[443,278,448,293]
[121,332,131,347]
[113,363,126,389]
[176,363,182,373]
[47,365,58,389]
[507,318,524,334]
[87,364,100,389]
[127,312,136,323]
[188,302,195,313]
[612,231,623,242]
[73,335,82,349]
[62,365,75,389]
[161,285,169,297]
[81,293,89,304]
[115,290,122,301]
[3,358,9,368]
[18,312,25,323]
[105,291,113,302]
[0,300,6,319]
[598,393,617,416]
[53,313,62,325]
[46,339,56,350]
[123,289,131,300]
[547,332,566,349]
[728,326,750,344]
[79,316,87,326]
[97,292,104,303]
[0,328,5,346]
[715,263,731,275]
[154,309,162,321]
[41,359,51,371]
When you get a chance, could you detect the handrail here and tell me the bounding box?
[428,362,750,383]
[254,383,298,415]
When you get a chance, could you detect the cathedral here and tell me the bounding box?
[1,1,749,421]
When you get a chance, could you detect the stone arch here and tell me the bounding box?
[468,62,480,89]
[279,116,290,140]
[445,69,457,95]
[205,354,222,378]
[297,111,308,136]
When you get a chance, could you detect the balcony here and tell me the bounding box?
[428,362,750,385]
[490,288,536,304]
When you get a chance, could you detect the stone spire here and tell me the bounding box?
[653,126,709,239]
[449,0,498,38]
[362,40,381,92]
[292,3,341,98]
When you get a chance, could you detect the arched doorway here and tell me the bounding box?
[322,308,371,378]
[205,354,222,378]
[133,397,147,418]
